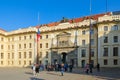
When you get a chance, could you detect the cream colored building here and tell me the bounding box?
[0,12,120,67]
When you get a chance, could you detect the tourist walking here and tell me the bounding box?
[89,62,93,73]
[84,63,89,74]
[32,64,36,76]
[61,63,64,76]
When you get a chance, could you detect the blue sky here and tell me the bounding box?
[0,0,120,31]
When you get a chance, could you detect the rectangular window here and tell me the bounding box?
[19,44,21,49]
[29,43,32,48]
[40,44,42,48]
[113,59,118,65]
[113,36,118,43]
[113,25,118,30]
[24,52,26,59]
[8,45,10,50]
[12,45,14,49]
[46,43,48,48]
[8,53,10,59]
[1,45,4,49]
[29,61,32,65]
[82,30,85,35]
[1,37,4,41]
[19,52,21,59]
[81,49,86,57]
[29,35,32,39]
[29,51,32,58]
[104,36,108,43]
[1,61,3,65]
[91,39,94,45]
[24,61,26,65]
[91,29,94,35]
[46,35,48,39]
[91,49,94,57]
[19,36,21,40]
[8,38,10,42]
[1,53,4,59]
[12,53,14,59]
[12,37,14,41]
[24,44,26,48]
[113,47,118,56]
[24,36,26,40]
[39,52,42,58]
[12,61,14,65]
[103,47,108,56]
[40,36,42,39]
[19,61,21,65]
[46,51,48,58]
[104,26,108,31]
[82,40,85,46]
[104,59,108,65]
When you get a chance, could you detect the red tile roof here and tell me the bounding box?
[0,28,6,32]
[35,12,111,28]
[70,18,83,23]
[47,22,59,27]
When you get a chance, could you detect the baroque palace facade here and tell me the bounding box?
[0,11,120,67]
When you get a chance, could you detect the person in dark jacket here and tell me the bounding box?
[96,63,100,72]
[89,62,93,73]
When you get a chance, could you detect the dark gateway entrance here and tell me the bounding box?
[61,52,67,63]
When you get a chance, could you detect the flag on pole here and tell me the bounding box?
[37,28,40,42]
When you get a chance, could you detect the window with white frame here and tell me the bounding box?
[113,59,118,65]
[81,49,86,57]
[82,30,86,35]
[104,26,108,31]
[82,40,85,46]
[113,47,118,56]
[104,36,108,43]
[104,59,108,65]
[112,25,118,31]
[91,39,94,45]
[91,29,94,35]
[91,49,94,57]
[103,47,108,56]
[113,36,118,43]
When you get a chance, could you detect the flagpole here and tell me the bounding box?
[36,12,40,64]
[89,0,92,64]
[106,0,108,14]
[34,33,36,64]
[38,12,40,25]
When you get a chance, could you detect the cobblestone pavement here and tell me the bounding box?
[0,67,120,80]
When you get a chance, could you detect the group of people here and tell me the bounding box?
[32,63,44,76]
[84,63,100,74]
[46,63,74,76]
[32,63,74,76]
[32,62,100,76]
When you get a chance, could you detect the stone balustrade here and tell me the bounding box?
[98,15,120,22]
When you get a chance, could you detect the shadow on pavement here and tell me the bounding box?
[70,67,120,80]
[25,72,33,75]
[46,72,61,76]
[30,77,45,80]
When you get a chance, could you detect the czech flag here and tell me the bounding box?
[37,28,40,42]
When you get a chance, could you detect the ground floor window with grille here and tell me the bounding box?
[113,59,118,65]
[104,59,108,65]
